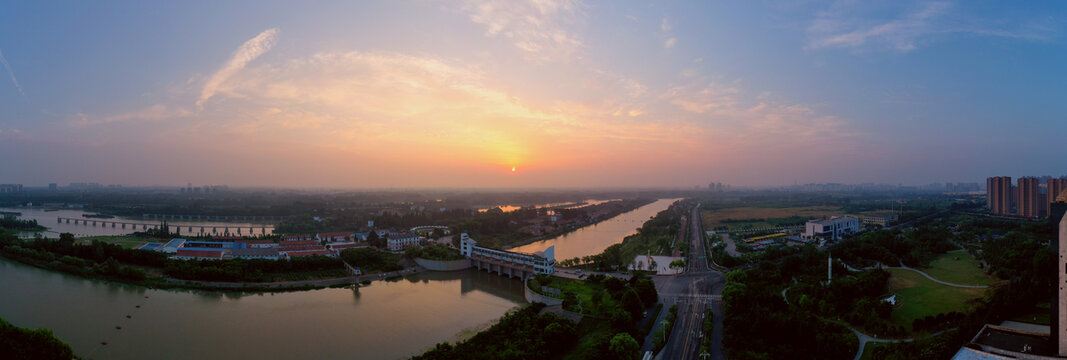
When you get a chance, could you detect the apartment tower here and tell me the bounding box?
[986,176,1013,215]
[1018,177,1040,218]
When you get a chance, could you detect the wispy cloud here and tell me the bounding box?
[197,28,279,108]
[462,0,583,61]
[806,1,1058,52]
[71,104,191,126]
[664,38,677,49]
[0,48,25,97]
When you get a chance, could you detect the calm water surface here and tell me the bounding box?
[509,198,680,260]
[0,259,525,360]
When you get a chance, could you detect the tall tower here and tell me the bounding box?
[986,176,1013,215]
[1051,193,1067,356]
[1049,178,1067,217]
[1018,177,1040,218]
[827,255,832,284]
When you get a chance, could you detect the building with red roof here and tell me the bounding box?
[174,249,226,260]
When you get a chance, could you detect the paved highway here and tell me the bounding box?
[656,202,726,360]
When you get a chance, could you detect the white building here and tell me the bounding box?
[460,233,554,277]
[804,216,860,240]
[387,233,423,251]
[857,213,899,227]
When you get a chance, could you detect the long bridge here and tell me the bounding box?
[57,217,274,236]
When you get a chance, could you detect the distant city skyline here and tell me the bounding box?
[1,1,1066,188]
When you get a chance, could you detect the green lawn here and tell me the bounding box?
[535,276,617,316]
[78,235,157,249]
[887,268,987,330]
[921,251,994,286]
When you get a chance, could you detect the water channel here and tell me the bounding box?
[0,198,678,359]
[509,198,681,260]
[0,259,525,360]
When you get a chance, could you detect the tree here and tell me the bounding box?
[669,259,685,271]
[621,288,645,321]
[609,332,639,360]
[634,278,658,306]
[366,231,384,248]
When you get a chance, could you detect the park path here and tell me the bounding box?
[840,260,988,289]
[848,325,955,360]
[889,265,988,288]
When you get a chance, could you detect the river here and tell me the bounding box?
[0,198,677,359]
[0,259,525,360]
[509,198,680,260]
[2,207,275,238]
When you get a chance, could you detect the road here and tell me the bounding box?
[655,202,726,360]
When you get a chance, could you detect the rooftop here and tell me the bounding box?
[231,248,279,257]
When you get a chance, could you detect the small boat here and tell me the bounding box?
[135,305,140,308]
[101,342,108,345]
[125,315,131,319]
[115,326,122,330]
[83,214,115,219]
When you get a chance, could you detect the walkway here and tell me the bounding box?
[848,325,955,360]
[840,260,988,289]
[890,265,988,288]
[780,278,798,305]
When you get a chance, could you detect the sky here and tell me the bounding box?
[0,1,1065,188]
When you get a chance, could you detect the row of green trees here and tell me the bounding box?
[722,246,859,360]
[0,316,75,360]
[403,243,465,261]
[0,215,44,230]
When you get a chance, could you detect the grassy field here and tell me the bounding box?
[887,268,987,329]
[77,235,159,249]
[536,276,617,316]
[701,206,842,229]
[921,251,995,286]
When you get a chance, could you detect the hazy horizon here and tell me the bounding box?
[2,1,1065,188]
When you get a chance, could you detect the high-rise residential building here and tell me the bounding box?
[48,183,58,191]
[0,184,22,193]
[1049,178,1067,211]
[1018,177,1040,218]
[986,176,1013,215]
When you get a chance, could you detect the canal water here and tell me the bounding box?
[0,258,525,360]
[0,199,677,359]
[509,198,680,260]
[475,199,615,213]
[2,208,275,238]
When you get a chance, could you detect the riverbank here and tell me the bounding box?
[0,248,436,293]
[0,256,526,360]
[493,198,656,250]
